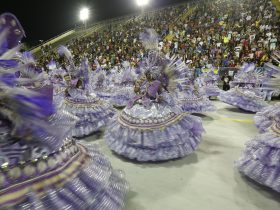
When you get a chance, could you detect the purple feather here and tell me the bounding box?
[0,59,18,68]
[147,80,161,98]
[0,13,25,55]
[0,72,16,86]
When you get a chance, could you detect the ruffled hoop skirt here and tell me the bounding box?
[236,123,280,192]
[178,91,216,113]
[219,88,268,112]
[254,103,280,133]
[0,140,128,209]
[105,103,204,162]
[94,86,114,101]
[204,86,221,97]
[53,86,66,109]
[110,86,134,107]
[62,96,115,137]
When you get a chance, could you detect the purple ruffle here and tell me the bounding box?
[94,87,114,100]
[105,114,204,162]
[254,103,280,133]
[219,89,268,112]
[12,143,129,209]
[204,87,221,97]
[53,89,65,109]
[179,97,216,113]
[62,99,115,137]
[110,87,134,107]
[236,132,280,192]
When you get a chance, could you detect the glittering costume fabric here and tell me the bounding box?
[110,63,137,107]
[197,69,221,97]
[219,64,268,112]
[63,88,115,137]
[177,88,216,113]
[254,103,280,133]
[105,102,204,161]
[236,61,280,193]
[91,67,114,100]
[177,68,215,113]
[219,87,268,112]
[105,29,204,161]
[0,13,128,209]
[261,55,280,101]
[59,57,115,138]
[236,122,280,193]
[48,62,67,109]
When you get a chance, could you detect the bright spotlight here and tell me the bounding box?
[136,0,149,7]
[80,8,89,21]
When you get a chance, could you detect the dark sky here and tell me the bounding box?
[0,0,187,44]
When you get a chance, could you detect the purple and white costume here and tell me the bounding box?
[197,68,221,97]
[261,53,280,101]
[254,57,280,133]
[177,67,216,113]
[254,103,280,133]
[0,13,128,209]
[110,62,137,107]
[48,61,67,108]
[219,63,268,112]
[91,64,114,100]
[105,29,204,162]
[236,118,280,192]
[236,66,280,193]
[61,58,115,137]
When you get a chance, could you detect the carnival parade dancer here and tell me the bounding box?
[197,68,221,98]
[254,102,280,133]
[261,52,280,101]
[104,29,204,162]
[0,13,129,209]
[91,61,114,100]
[254,54,280,133]
[176,67,216,113]
[48,60,67,108]
[59,47,115,137]
[110,61,138,107]
[236,117,280,193]
[219,63,268,112]
[236,65,280,193]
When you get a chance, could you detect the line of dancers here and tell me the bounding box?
[0,13,279,209]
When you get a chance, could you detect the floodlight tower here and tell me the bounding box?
[136,0,150,14]
[79,7,90,29]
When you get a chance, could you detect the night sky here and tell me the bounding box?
[0,0,187,45]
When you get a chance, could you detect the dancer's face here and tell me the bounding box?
[146,72,153,81]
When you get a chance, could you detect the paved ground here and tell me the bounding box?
[85,100,280,210]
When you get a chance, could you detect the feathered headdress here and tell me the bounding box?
[57,45,76,77]
[264,51,280,76]
[231,63,264,86]
[139,28,159,51]
[0,14,76,151]
[76,58,90,90]
[0,13,25,57]
[139,29,190,94]
[261,52,280,91]
[0,13,25,70]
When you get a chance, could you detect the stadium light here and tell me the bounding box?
[136,0,149,7]
[79,7,89,29]
[80,8,89,21]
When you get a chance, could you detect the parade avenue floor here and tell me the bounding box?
[85,100,280,210]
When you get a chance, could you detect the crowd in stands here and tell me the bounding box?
[38,0,279,73]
